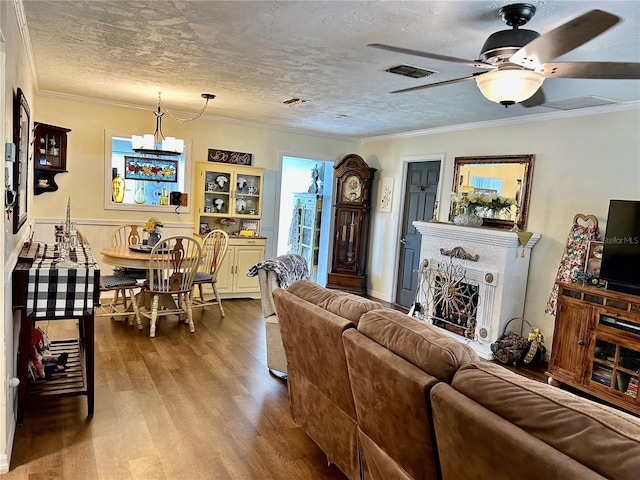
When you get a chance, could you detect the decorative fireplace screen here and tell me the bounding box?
[413,257,479,339]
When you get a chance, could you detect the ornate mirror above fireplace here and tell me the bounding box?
[451,154,535,230]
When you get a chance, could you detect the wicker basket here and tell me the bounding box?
[490,318,533,365]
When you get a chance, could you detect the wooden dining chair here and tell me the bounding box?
[108,224,148,304]
[94,224,146,326]
[135,235,202,337]
[111,223,146,248]
[192,229,229,317]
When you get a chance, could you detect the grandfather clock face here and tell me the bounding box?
[341,174,363,203]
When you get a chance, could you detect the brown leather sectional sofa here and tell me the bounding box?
[273,281,640,480]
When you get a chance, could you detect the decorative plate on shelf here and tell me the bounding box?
[236,198,247,213]
[215,175,229,189]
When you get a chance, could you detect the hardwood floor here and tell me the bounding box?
[3,300,347,480]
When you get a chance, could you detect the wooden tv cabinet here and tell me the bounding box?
[548,281,640,415]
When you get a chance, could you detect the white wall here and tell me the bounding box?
[362,107,640,344]
[1,0,39,471]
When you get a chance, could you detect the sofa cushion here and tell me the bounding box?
[431,382,605,480]
[287,280,383,323]
[343,328,441,480]
[357,309,478,382]
[451,361,640,480]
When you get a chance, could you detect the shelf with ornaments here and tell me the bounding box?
[33,123,71,195]
[195,162,264,236]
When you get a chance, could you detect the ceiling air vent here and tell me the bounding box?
[543,96,619,110]
[385,64,437,79]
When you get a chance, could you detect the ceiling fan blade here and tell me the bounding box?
[368,43,493,69]
[541,62,640,79]
[510,10,620,69]
[520,88,546,108]
[390,74,482,94]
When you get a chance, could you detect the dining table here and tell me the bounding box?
[99,243,204,325]
[100,244,159,270]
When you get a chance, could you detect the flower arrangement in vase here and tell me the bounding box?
[450,192,515,226]
[144,217,163,246]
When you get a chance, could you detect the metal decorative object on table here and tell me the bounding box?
[56,197,79,268]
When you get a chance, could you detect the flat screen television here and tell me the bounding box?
[600,200,640,296]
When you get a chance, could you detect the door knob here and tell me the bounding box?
[400,238,406,245]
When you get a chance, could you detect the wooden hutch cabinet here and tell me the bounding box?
[194,162,265,299]
[548,281,640,415]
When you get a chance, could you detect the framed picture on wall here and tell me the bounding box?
[199,223,211,236]
[124,156,178,183]
[13,88,30,234]
[585,240,604,277]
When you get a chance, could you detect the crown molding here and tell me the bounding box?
[13,0,39,92]
[363,101,640,142]
[35,89,364,144]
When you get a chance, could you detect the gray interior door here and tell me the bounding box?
[395,161,440,308]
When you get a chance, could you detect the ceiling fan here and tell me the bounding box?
[369,3,640,107]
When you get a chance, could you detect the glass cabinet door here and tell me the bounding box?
[235,173,261,217]
[591,338,639,398]
[333,209,362,273]
[203,168,232,215]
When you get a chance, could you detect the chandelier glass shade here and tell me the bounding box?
[132,92,215,156]
[475,69,545,106]
[131,133,184,156]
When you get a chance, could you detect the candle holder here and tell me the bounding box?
[510,204,521,232]
[429,200,443,223]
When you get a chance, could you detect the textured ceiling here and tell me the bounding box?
[20,0,640,138]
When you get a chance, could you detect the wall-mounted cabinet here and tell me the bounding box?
[33,123,71,195]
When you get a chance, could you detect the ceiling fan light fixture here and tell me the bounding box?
[475,69,544,106]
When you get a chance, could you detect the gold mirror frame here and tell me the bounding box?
[451,154,535,230]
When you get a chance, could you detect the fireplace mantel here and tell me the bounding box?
[413,221,540,359]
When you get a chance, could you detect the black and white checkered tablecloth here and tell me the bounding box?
[26,244,99,318]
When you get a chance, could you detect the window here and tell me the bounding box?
[104,130,191,213]
[471,176,502,194]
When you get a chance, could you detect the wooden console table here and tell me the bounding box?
[12,243,100,424]
[548,281,640,416]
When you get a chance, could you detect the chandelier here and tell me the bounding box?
[132,92,216,156]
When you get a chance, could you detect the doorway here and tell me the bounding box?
[395,159,442,308]
[277,155,334,285]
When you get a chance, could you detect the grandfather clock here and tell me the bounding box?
[326,154,376,296]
